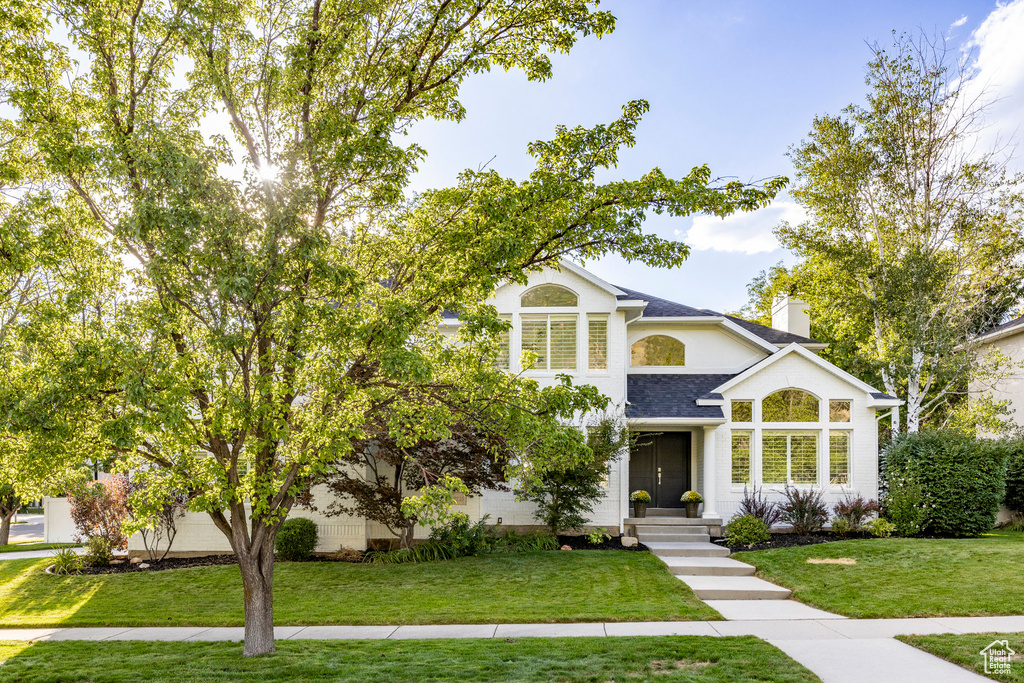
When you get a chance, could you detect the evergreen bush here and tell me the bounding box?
[275,518,319,561]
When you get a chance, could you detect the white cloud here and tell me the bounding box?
[961,1,1024,168]
[681,200,805,255]
[951,14,968,29]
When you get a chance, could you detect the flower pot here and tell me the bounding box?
[633,502,648,518]
[685,502,700,518]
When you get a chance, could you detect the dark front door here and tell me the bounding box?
[629,432,691,508]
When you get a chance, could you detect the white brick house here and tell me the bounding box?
[122,261,900,554]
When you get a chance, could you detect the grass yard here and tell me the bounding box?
[734,531,1024,619]
[898,632,1024,681]
[0,550,720,627]
[0,543,78,554]
[0,636,818,682]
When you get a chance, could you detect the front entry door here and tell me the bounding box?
[629,433,691,508]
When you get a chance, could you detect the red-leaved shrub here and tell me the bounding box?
[68,475,129,550]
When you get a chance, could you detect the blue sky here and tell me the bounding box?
[405,0,1024,313]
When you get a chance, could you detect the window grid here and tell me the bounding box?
[762,431,819,486]
[829,431,851,486]
[731,431,752,485]
[588,316,608,371]
[521,315,577,371]
[731,400,752,422]
[496,316,511,370]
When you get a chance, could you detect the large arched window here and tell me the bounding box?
[630,335,686,366]
[521,284,577,307]
[761,389,820,422]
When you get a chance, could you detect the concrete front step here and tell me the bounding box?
[624,517,722,526]
[677,575,792,600]
[635,524,708,535]
[639,533,711,544]
[655,555,756,576]
[645,541,730,558]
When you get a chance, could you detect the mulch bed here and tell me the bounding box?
[714,531,870,553]
[557,534,650,552]
[75,554,241,575]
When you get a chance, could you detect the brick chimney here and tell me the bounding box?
[771,296,810,338]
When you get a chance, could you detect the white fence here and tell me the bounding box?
[42,497,77,544]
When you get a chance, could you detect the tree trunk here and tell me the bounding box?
[0,510,13,546]
[238,541,277,657]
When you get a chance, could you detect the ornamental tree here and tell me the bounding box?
[1,0,784,655]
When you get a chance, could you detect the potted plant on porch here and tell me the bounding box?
[630,490,651,518]
[681,491,703,518]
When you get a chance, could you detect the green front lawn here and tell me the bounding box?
[0,637,818,683]
[734,531,1024,619]
[0,550,720,627]
[0,543,78,554]
[899,632,1024,681]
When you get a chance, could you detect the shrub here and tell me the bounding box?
[125,475,190,563]
[1004,438,1024,514]
[882,430,1008,536]
[428,513,492,557]
[275,518,319,561]
[779,487,829,535]
[832,495,880,530]
[737,486,782,528]
[998,512,1024,532]
[82,536,113,568]
[724,514,770,548]
[830,516,853,538]
[681,490,703,504]
[68,476,129,550]
[50,547,82,575]
[629,490,651,503]
[363,540,456,565]
[586,527,611,545]
[867,518,896,538]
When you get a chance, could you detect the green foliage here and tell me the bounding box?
[49,548,82,576]
[1003,438,1024,513]
[517,413,628,534]
[81,537,113,568]
[628,490,650,503]
[882,430,1008,536]
[681,490,703,504]
[492,530,559,552]
[274,519,319,562]
[832,495,880,531]
[363,541,457,566]
[737,486,782,528]
[741,33,1024,431]
[428,514,492,557]
[724,515,770,548]
[779,487,829,535]
[867,518,896,538]
[586,528,611,545]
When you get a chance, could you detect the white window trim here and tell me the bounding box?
[520,313,579,372]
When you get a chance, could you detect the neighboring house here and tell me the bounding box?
[131,261,901,555]
[970,315,1024,430]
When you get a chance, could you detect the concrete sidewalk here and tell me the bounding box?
[2,614,1022,682]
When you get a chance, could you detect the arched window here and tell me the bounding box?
[762,389,820,422]
[630,335,686,366]
[521,284,577,307]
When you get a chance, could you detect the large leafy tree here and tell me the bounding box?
[742,34,1024,433]
[1,0,783,655]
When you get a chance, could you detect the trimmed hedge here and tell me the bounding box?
[882,430,1008,537]
[275,518,319,561]
[1004,438,1024,514]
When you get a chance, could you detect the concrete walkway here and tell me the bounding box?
[0,547,86,561]
[2,616,1020,681]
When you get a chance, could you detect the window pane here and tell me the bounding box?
[830,431,851,486]
[790,433,818,484]
[521,284,577,307]
[761,433,788,484]
[731,400,752,422]
[762,389,819,422]
[549,317,577,370]
[829,400,851,422]
[588,316,608,370]
[731,431,752,485]
[630,335,686,366]
[496,317,511,369]
[521,318,547,369]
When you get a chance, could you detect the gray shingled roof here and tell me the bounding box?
[614,285,821,345]
[626,374,735,419]
[870,391,898,400]
[976,314,1024,340]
